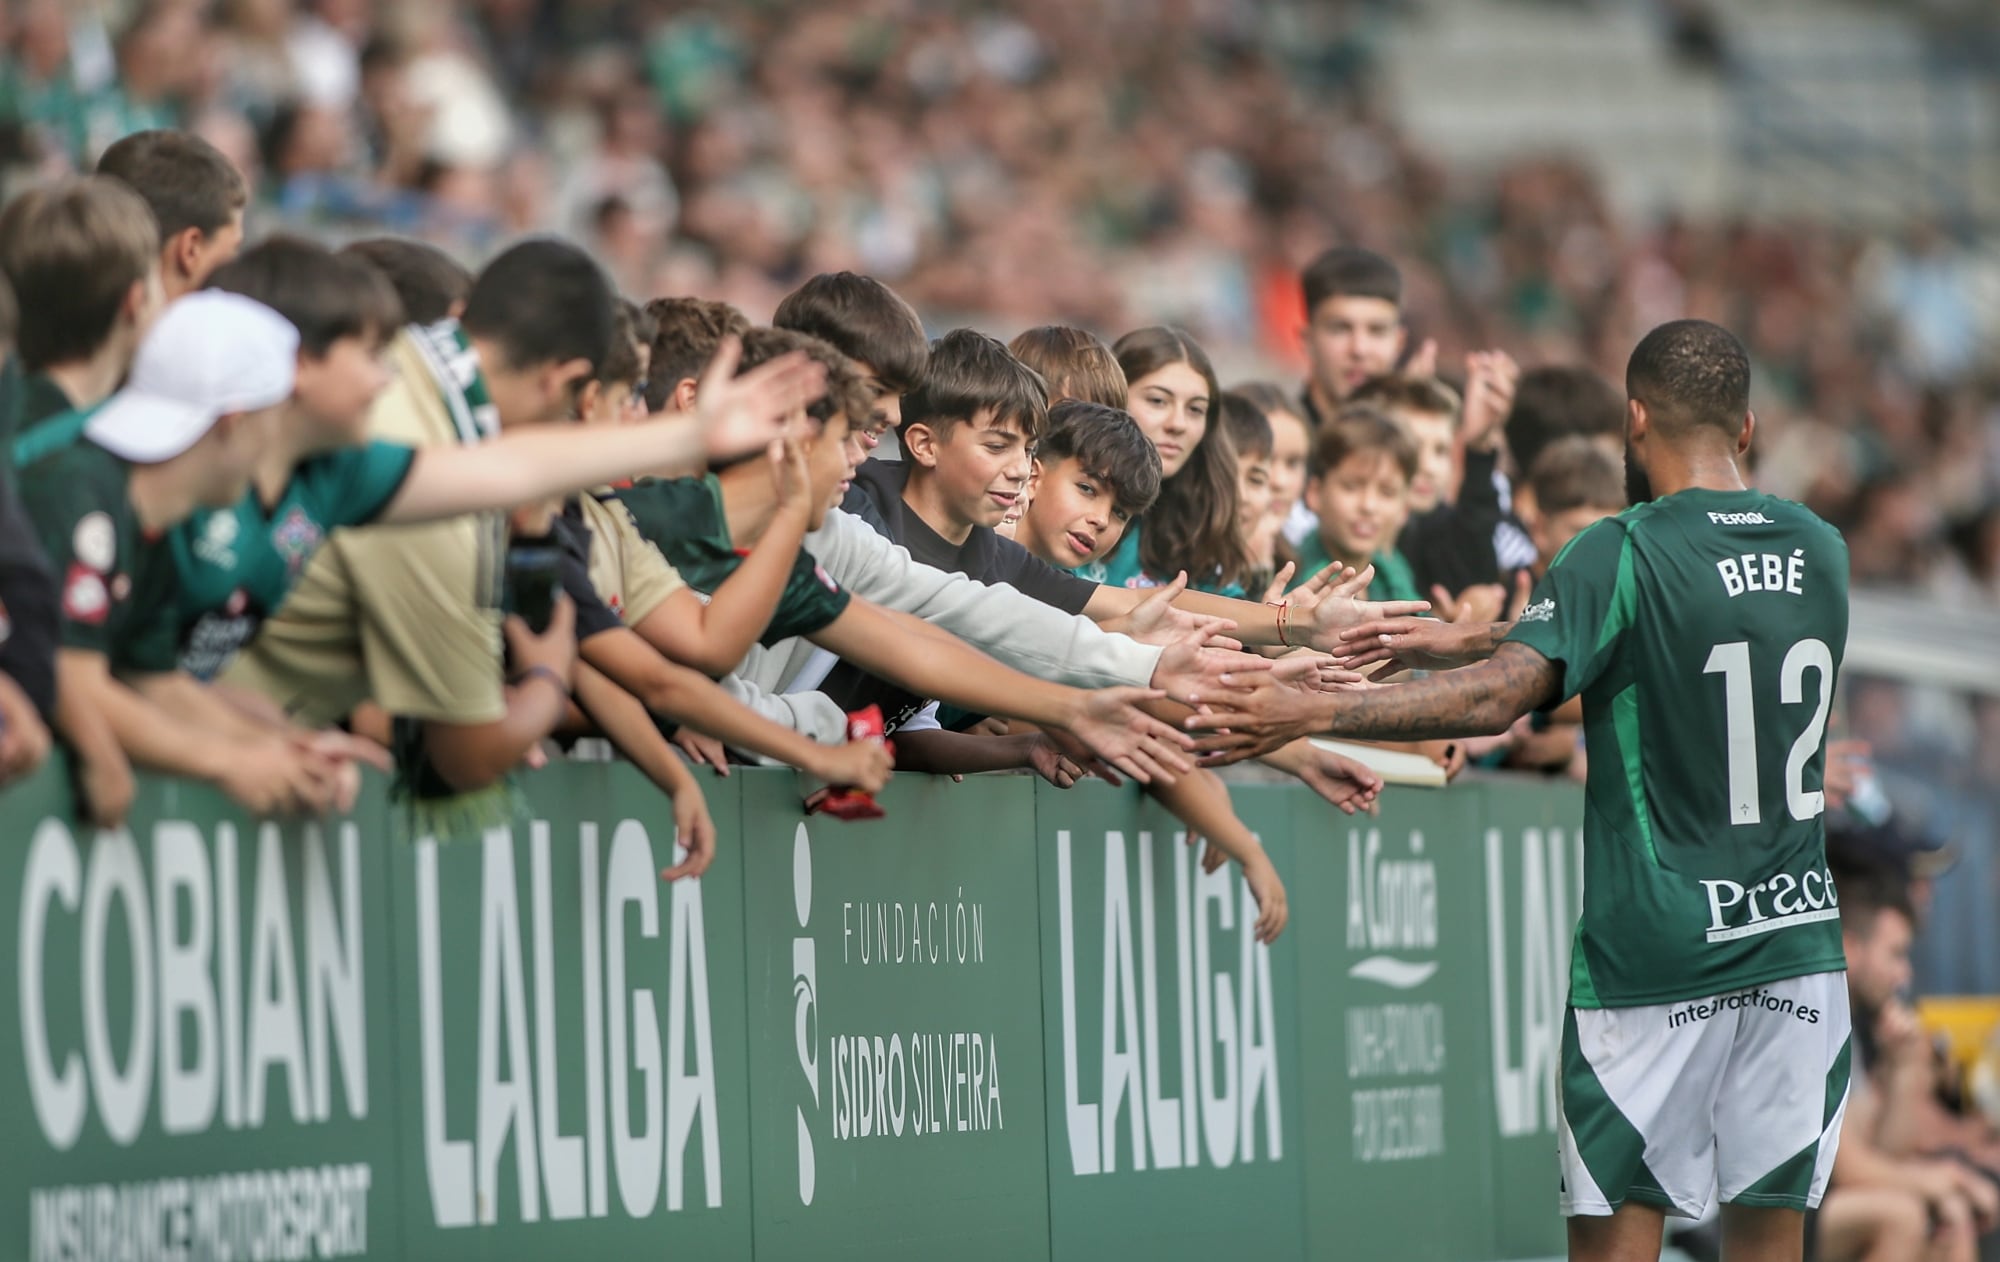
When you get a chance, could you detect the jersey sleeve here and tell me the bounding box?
[1503,517,1632,706]
[314,441,420,528]
[19,456,122,655]
[764,551,853,645]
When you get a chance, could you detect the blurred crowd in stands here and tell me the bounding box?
[4,0,1996,605]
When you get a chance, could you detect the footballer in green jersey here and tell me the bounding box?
[1187,319,1854,1261]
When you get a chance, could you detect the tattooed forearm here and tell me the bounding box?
[1324,644,1559,741]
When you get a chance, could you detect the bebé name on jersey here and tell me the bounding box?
[1707,511,1774,526]
[1716,549,1805,599]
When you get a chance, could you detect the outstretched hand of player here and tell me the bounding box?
[1294,587,1431,654]
[1182,668,1328,765]
[1333,615,1495,674]
[696,336,829,464]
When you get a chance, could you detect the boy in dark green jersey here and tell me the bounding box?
[18,292,352,827]
[1193,320,1854,1262]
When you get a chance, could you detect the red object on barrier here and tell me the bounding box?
[804,704,893,821]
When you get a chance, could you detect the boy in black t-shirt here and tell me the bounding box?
[839,332,1296,940]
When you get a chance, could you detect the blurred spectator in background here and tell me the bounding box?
[0,0,1990,611]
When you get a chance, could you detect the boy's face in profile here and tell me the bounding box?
[1236,449,1274,537]
[1532,504,1618,574]
[1304,448,1410,564]
[854,361,901,454]
[1395,407,1458,513]
[1306,295,1404,401]
[920,407,1033,531]
[294,333,392,447]
[1020,456,1127,571]
[803,408,865,526]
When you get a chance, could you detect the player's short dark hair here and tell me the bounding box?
[461,237,615,373]
[1312,404,1419,482]
[1038,401,1163,519]
[644,296,750,409]
[597,299,652,388]
[1217,391,1273,462]
[1834,864,1915,936]
[206,235,402,356]
[904,329,1049,443]
[95,129,247,244]
[773,272,928,396]
[1349,374,1463,427]
[1506,366,1627,477]
[340,237,470,327]
[1301,246,1402,316]
[737,327,870,432]
[0,176,159,371]
[1530,436,1626,517]
[1625,319,1751,439]
[1008,325,1127,409]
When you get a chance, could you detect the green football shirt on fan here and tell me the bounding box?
[15,433,180,667]
[126,441,418,679]
[1506,487,1851,1009]
[613,474,851,647]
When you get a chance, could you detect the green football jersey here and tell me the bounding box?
[1506,487,1851,1009]
[612,475,851,647]
[126,441,417,679]
[16,434,180,669]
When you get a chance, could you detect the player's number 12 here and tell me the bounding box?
[1703,638,1835,826]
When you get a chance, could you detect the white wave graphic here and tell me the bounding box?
[1346,956,1439,989]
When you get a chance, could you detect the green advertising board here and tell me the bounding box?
[1297,785,1502,1261]
[0,770,398,1262]
[743,774,1052,1262]
[0,758,1583,1261]
[1037,782,1303,1261]
[382,762,754,1258]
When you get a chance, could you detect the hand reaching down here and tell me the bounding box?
[673,726,733,776]
[660,780,717,882]
[1242,856,1288,943]
[1291,743,1383,815]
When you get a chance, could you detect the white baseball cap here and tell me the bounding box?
[86,291,300,464]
